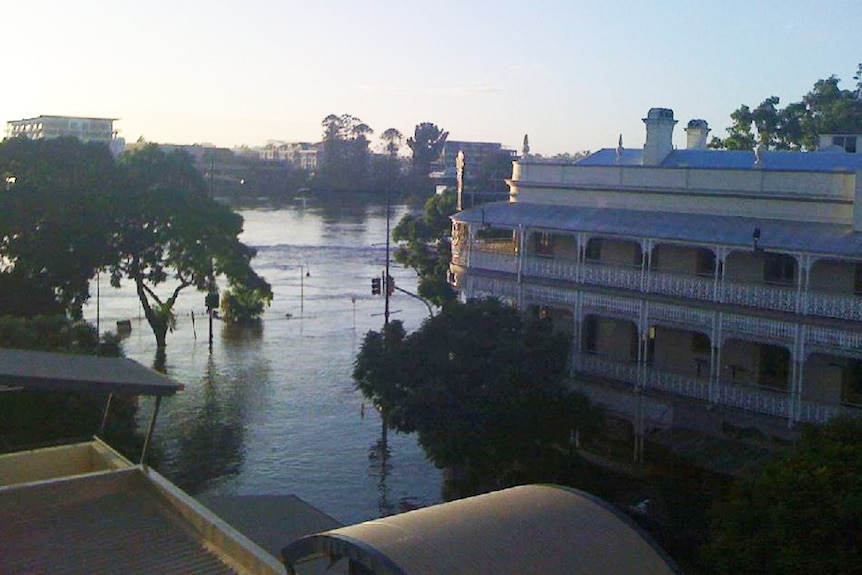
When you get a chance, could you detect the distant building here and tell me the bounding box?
[256,141,320,171]
[5,115,124,155]
[436,140,516,182]
[450,107,862,454]
[819,132,862,154]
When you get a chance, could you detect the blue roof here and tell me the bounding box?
[574,148,862,173]
[452,202,862,258]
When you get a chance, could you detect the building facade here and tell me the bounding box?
[450,108,862,442]
[6,115,124,155]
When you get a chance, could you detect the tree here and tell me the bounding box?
[711,66,862,151]
[407,122,448,180]
[704,417,862,574]
[353,298,602,488]
[392,189,458,307]
[380,128,403,157]
[0,137,116,317]
[317,113,374,191]
[109,145,271,348]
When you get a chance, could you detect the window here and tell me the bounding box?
[842,359,862,405]
[855,263,862,294]
[691,333,711,354]
[534,232,553,256]
[758,345,789,390]
[764,253,796,286]
[583,317,598,353]
[585,239,602,262]
[832,135,858,153]
[696,249,716,276]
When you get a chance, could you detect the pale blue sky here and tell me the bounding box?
[3,0,860,155]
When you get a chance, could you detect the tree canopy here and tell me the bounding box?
[710,65,862,151]
[704,417,862,574]
[353,298,601,486]
[318,113,374,191]
[392,189,458,308]
[0,137,116,317]
[110,145,272,348]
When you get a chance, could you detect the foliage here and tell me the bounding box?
[353,298,602,485]
[0,316,139,458]
[0,137,116,317]
[392,189,457,308]
[220,283,270,325]
[406,122,448,194]
[380,128,403,157]
[317,113,374,191]
[109,145,272,348]
[710,66,862,150]
[704,417,862,574]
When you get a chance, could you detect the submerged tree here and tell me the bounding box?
[704,417,862,574]
[109,145,271,348]
[354,298,602,489]
[392,189,457,308]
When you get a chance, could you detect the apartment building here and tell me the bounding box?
[450,108,862,442]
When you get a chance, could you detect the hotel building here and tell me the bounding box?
[450,108,862,444]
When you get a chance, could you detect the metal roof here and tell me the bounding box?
[574,148,862,172]
[452,201,862,258]
[0,348,183,396]
[282,484,680,575]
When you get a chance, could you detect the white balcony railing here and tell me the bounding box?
[644,367,710,401]
[458,239,862,323]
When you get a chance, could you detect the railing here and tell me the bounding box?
[723,313,796,344]
[644,367,710,401]
[718,380,790,418]
[806,325,862,352]
[649,302,713,331]
[460,239,862,329]
[797,400,862,424]
[579,354,639,385]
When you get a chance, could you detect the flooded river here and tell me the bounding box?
[85,198,443,525]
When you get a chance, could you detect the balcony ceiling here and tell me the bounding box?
[453,202,862,258]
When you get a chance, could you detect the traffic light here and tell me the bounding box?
[386,275,395,296]
[371,277,381,295]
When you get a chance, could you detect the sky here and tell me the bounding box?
[3,0,861,156]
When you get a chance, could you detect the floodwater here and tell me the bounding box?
[84,198,443,525]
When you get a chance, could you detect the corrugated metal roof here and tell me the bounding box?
[282,484,680,575]
[0,348,182,395]
[0,468,238,574]
[452,201,862,258]
[574,148,862,172]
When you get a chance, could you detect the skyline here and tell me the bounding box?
[3,1,861,156]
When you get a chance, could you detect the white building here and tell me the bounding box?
[450,108,862,445]
[6,115,124,155]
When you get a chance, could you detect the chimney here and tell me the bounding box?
[685,119,710,149]
[642,108,677,165]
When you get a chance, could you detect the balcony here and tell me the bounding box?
[453,240,862,322]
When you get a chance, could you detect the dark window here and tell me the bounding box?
[842,359,862,405]
[583,317,598,353]
[585,238,602,262]
[833,135,858,153]
[758,345,789,390]
[696,249,716,276]
[764,253,796,286]
[691,333,711,354]
[534,232,554,256]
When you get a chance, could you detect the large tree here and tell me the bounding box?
[353,298,601,487]
[392,189,458,308]
[109,145,271,348]
[704,417,862,574]
[407,122,448,181]
[711,66,862,151]
[317,113,374,191]
[0,137,116,317]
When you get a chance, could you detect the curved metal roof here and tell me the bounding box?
[282,484,680,575]
[452,201,862,258]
